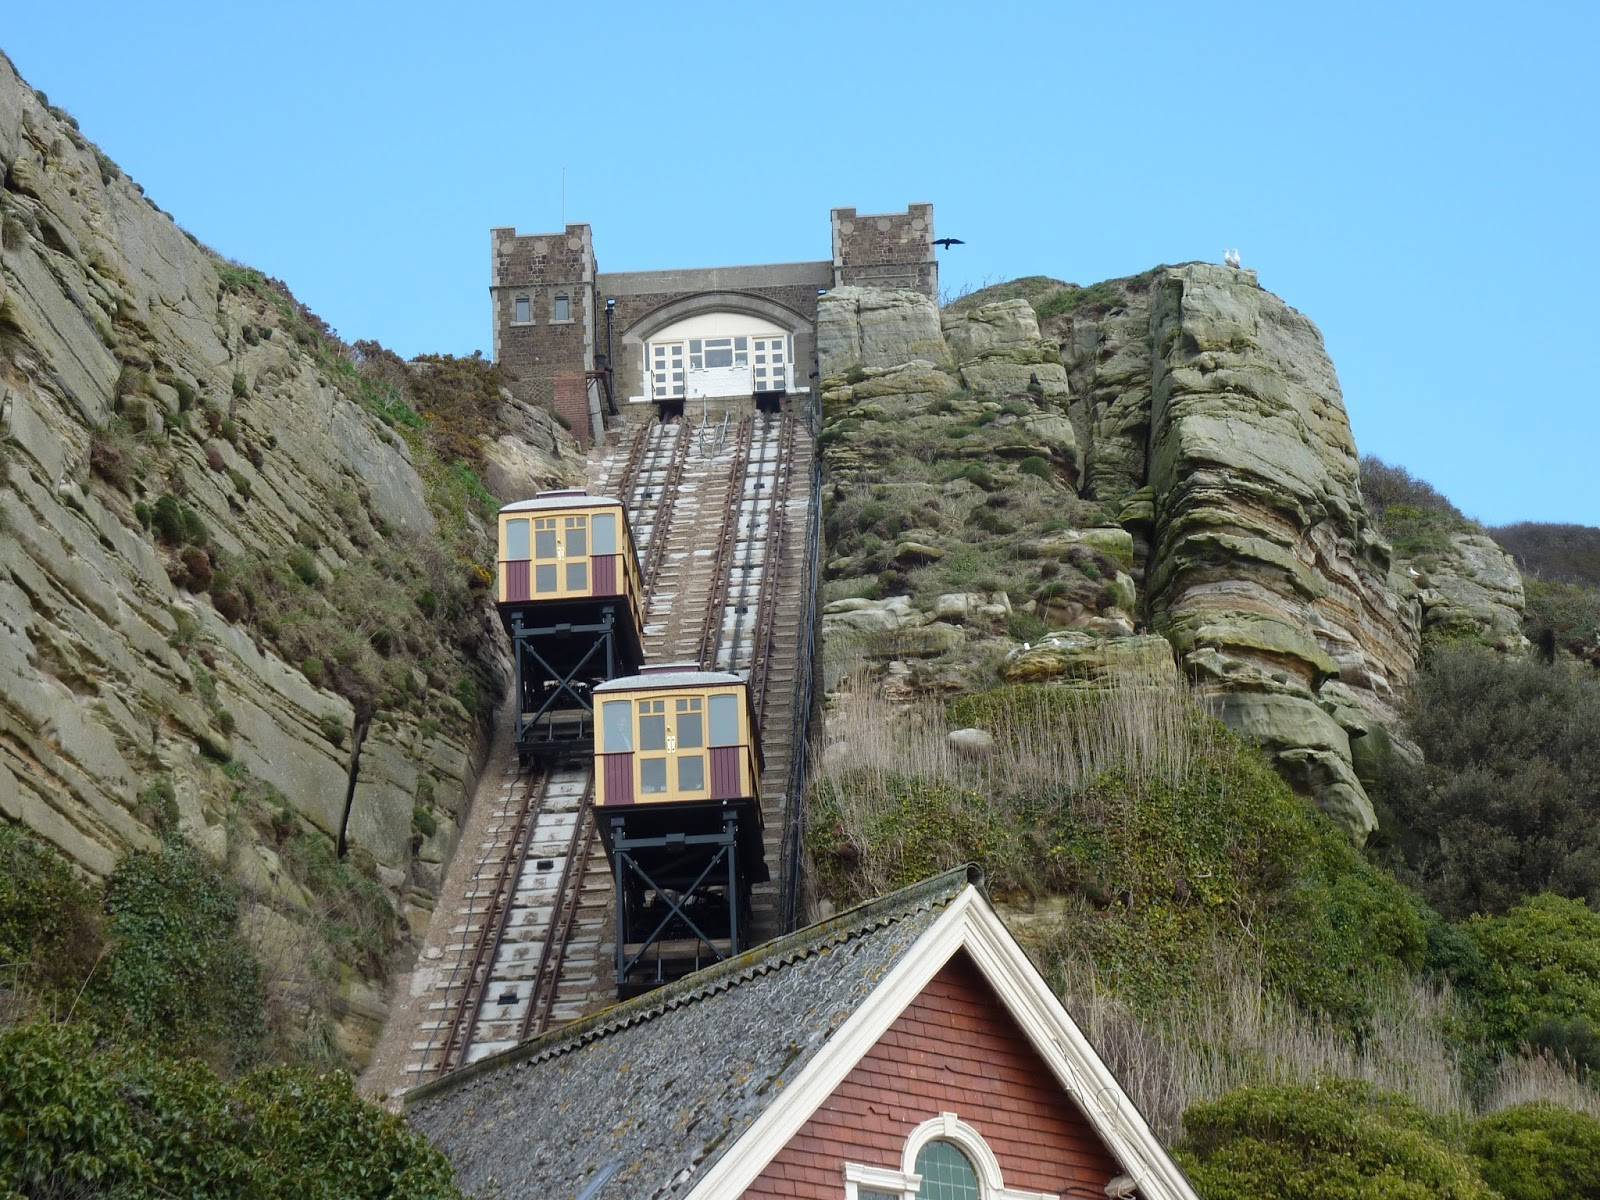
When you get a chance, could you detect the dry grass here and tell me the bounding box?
[1484,1051,1600,1118]
[1056,950,1600,1144]
[814,668,1204,897]
[1055,952,1469,1142]
[822,666,1197,797]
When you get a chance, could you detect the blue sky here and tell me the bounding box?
[6,1,1594,525]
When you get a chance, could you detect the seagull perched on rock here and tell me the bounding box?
[1224,247,1242,269]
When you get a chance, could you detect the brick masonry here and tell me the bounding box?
[550,374,592,447]
[744,951,1122,1198]
[490,207,938,417]
[832,203,938,297]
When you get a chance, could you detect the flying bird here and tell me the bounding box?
[1224,247,1242,269]
[933,237,965,249]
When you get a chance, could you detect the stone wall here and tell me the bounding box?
[490,224,596,409]
[831,204,938,298]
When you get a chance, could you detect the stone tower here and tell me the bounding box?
[489,223,598,413]
[830,204,938,297]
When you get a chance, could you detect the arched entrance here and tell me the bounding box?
[619,292,813,408]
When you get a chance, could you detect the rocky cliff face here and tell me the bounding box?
[0,58,578,1060]
[818,271,1523,839]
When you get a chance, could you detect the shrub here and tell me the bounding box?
[318,713,346,748]
[89,429,135,490]
[1017,455,1053,481]
[228,466,253,498]
[287,546,319,586]
[811,683,1428,1023]
[412,805,437,840]
[206,443,226,471]
[212,589,246,622]
[1521,578,1600,661]
[1177,1080,1494,1199]
[0,825,105,1003]
[231,372,248,398]
[1465,894,1600,1056]
[1361,455,1468,523]
[180,546,214,591]
[1369,645,1600,918]
[135,777,180,836]
[302,657,325,687]
[0,1023,460,1199]
[173,379,196,410]
[95,840,266,1071]
[1034,281,1124,320]
[1492,522,1600,588]
[1469,1103,1600,1199]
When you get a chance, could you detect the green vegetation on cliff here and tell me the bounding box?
[0,823,451,1196]
[1178,1081,1600,1200]
[0,1023,456,1199]
[1370,645,1600,920]
[809,681,1428,1026]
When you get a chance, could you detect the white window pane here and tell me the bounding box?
[640,714,666,752]
[603,700,633,752]
[566,562,587,591]
[535,564,557,593]
[709,694,739,747]
[677,712,703,749]
[504,518,530,560]
[640,758,667,794]
[591,512,617,555]
[678,755,704,792]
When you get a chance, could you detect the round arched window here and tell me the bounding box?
[914,1139,982,1200]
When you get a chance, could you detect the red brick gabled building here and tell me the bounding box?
[406,867,1198,1200]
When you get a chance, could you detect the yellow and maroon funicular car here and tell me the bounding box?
[494,490,646,762]
[592,665,769,992]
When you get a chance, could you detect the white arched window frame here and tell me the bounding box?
[842,1113,1059,1200]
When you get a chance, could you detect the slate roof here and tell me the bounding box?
[405,866,980,1200]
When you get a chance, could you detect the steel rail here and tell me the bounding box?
[436,768,552,1072]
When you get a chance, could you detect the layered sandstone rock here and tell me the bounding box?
[818,267,1524,841]
[0,60,577,1058]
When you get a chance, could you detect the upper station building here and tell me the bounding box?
[489,204,938,441]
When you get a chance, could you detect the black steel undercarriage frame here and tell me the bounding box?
[606,804,755,997]
[509,602,639,764]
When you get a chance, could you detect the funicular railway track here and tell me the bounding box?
[399,406,817,1086]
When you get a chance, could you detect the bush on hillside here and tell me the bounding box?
[1360,456,1477,562]
[1369,645,1600,918]
[1469,1103,1600,1200]
[1492,522,1600,588]
[95,840,267,1072]
[0,1022,460,1199]
[1178,1080,1494,1199]
[1464,894,1600,1062]
[0,824,105,1006]
[1521,578,1600,662]
[1360,456,1468,523]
